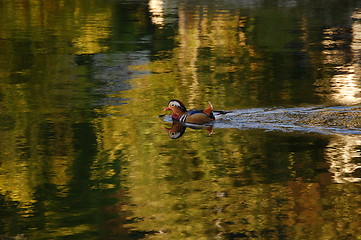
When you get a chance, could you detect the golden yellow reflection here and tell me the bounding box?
[73,11,112,54]
[0,156,35,207]
[322,10,361,105]
[149,0,165,26]
[329,66,361,105]
[325,135,361,183]
[0,0,114,226]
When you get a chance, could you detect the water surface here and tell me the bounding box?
[0,0,360,239]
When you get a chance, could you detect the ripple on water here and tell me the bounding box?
[164,105,361,135]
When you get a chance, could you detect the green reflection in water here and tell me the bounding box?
[102,125,359,239]
[0,0,361,239]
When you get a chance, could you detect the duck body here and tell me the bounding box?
[164,100,215,124]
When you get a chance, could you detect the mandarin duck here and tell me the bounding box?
[164,99,215,124]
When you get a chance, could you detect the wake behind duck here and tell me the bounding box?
[163,100,361,135]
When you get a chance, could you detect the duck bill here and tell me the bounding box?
[164,107,171,111]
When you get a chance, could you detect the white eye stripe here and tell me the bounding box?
[170,101,181,107]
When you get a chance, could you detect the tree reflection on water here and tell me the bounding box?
[0,0,360,239]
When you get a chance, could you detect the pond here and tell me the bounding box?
[0,0,360,239]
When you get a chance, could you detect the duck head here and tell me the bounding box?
[164,99,188,116]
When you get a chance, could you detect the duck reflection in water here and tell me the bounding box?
[165,120,213,139]
[163,99,232,139]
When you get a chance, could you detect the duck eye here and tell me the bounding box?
[171,103,175,107]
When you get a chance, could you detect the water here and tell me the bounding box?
[0,0,360,239]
